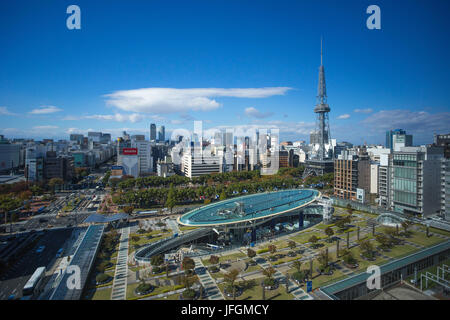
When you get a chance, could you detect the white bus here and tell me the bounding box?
[22,266,46,299]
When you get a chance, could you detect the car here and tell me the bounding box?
[36,245,45,253]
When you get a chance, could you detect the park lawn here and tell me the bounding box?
[91,287,112,300]
[129,231,171,247]
[382,244,419,259]
[289,231,324,244]
[347,247,388,273]
[156,293,180,300]
[270,240,292,250]
[244,263,261,274]
[179,226,198,231]
[218,278,295,300]
[202,252,247,265]
[406,231,446,247]
[126,282,184,300]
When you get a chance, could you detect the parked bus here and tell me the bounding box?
[22,266,46,300]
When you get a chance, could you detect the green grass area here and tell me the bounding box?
[126,281,185,300]
[406,230,446,247]
[156,293,180,300]
[218,278,294,300]
[179,226,198,231]
[129,230,171,249]
[289,231,323,244]
[91,287,112,300]
[382,244,419,259]
[202,252,246,266]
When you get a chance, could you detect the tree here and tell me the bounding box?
[165,184,176,213]
[292,260,302,273]
[220,190,227,201]
[401,220,412,235]
[182,257,195,272]
[317,250,329,270]
[48,178,64,193]
[123,206,134,214]
[288,240,296,250]
[151,254,164,266]
[309,235,319,248]
[209,255,220,265]
[224,269,240,300]
[247,248,256,259]
[262,266,276,287]
[324,227,334,242]
[268,244,277,255]
[359,239,375,259]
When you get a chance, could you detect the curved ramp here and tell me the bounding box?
[134,228,214,263]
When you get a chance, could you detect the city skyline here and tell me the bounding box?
[1,0,450,145]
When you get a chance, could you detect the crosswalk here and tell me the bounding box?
[111,227,130,300]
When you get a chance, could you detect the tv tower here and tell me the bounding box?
[303,38,334,178]
[314,37,331,161]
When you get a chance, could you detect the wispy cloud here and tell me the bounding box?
[361,109,450,142]
[354,108,373,113]
[84,113,145,123]
[29,106,62,114]
[32,125,59,130]
[104,87,292,114]
[244,107,274,119]
[337,114,350,119]
[0,107,17,116]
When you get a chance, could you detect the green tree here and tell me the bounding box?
[324,227,334,242]
[247,248,256,259]
[165,184,176,213]
[220,190,227,200]
[224,269,240,300]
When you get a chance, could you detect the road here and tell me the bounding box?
[0,228,73,300]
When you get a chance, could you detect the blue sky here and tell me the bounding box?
[0,0,449,145]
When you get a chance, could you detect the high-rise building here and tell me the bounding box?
[150,123,157,142]
[0,137,20,173]
[182,151,220,178]
[389,146,443,217]
[132,140,153,175]
[434,133,450,159]
[334,151,359,201]
[386,129,412,151]
[157,125,165,143]
[440,158,450,220]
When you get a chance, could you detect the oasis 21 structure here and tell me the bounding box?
[303,39,334,178]
[134,189,333,264]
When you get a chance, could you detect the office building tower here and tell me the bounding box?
[150,123,157,142]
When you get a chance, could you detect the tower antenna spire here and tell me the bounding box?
[321,36,323,65]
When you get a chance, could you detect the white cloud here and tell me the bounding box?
[32,125,59,130]
[104,87,292,114]
[337,114,350,119]
[84,113,145,123]
[361,109,450,134]
[244,107,274,119]
[354,108,373,113]
[0,107,17,116]
[29,106,62,114]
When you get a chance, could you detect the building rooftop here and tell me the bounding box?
[177,189,320,227]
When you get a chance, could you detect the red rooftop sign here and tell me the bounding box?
[122,148,138,155]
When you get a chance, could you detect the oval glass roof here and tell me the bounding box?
[178,189,320,226]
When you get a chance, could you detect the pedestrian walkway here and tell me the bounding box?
[254,254,312,300]
[167,219,180,234]
[192,257,225,300]
[111,226,130,300]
